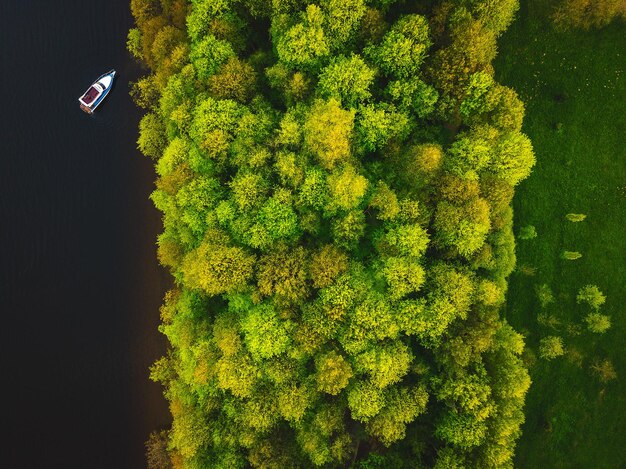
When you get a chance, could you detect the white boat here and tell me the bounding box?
[78,70,116,114]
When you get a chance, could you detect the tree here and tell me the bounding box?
[208,57,257,102]
[366,386,428,446]
[435,410,488,449]
[359,7,388,44]
[377,223,429,258]
[258,191,300,242]
[138,112,167,159]
[402,143,443,184]
[326,164,369,212]
[127,28,143,61]
[275,4,330,70]
[535,284,555,308]
[347,381,386,422]
[445,131,493,180]
[490,131,535,186]
[316,350,354,394]
[368,182,400,221]
[434,197,491,257]
[553,0,626,30]
[590,359,617,383]
[241,303,293,360]
[428,12,498,118]
[562,250,582,260]
[145,430,172,469]
[386,78,439,118]
[365,14,432,79]
[257,246,309,305]
[469,0,519,36]
[577,284,606,309]
[518,225,537,240]
[303,99,355,170]
[584,312,611,333]
[151,25,186,67]
[310,245,349,288]
[539,336,565,360]
[354,341,412,388]
[321,0,367,50]
[189,34,235,80]
[181,239,255,295]
[317,54,375,107]
[565,213,587,222]
[355,103,410,152]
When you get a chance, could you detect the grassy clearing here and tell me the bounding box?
[494,1,625,468]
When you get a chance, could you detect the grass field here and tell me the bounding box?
[494,2,625,468]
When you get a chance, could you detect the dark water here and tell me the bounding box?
[0,2,170,467]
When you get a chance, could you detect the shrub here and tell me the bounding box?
[519,225,537,240]
[552,0,626,30]
[562,251,582,260]
[590,359,618,383]
[565,213,586,222]
[536,284,555,308]
[584,312,611,334]
[539,336,565,360]
[577,285,606,309]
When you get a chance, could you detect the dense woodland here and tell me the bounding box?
[129,0,536,467]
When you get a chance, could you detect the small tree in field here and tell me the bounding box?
[553,0,626,31]
[519,225,537,240]
[565,213,586,222]
[577,285,606,309]
[539,336,565,360]
[584,312,612,334]
[590,359,617,383]
[536,284,555,308]
[562,251,582,260]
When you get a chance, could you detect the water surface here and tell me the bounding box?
[0,2,170,467]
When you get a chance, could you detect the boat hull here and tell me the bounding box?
[78,70,116,113]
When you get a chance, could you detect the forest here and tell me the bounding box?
[129,0,548,467]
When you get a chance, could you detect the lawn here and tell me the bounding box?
[494,1,625,468]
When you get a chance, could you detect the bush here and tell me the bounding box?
[565,213,586,222]
[590,359,617,383]
[577,285,606,309]
[584,312,611,334]
[552,0,626,30]
[145,430,171,469]
[562,251,582,260]
[519,225,537,240]
[539,336,565,360]
[536,284,555,308]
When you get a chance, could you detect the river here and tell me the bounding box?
[0,1,170,467]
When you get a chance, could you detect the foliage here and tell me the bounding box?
[565,212,587,222]
[562,250,582,260]
[518,225,537,240]
[539,336,565,360]
[552,0,626,30]
[145,430,172,469]
[130,0,532,467]
[317,55,375,108]
[590,359,617,383]
[584,312,611,333]
[576,284,606,309]
[535,283,555,308]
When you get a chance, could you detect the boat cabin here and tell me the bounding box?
[80,84,104,106]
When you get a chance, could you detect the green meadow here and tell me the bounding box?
[495,1,625,467]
